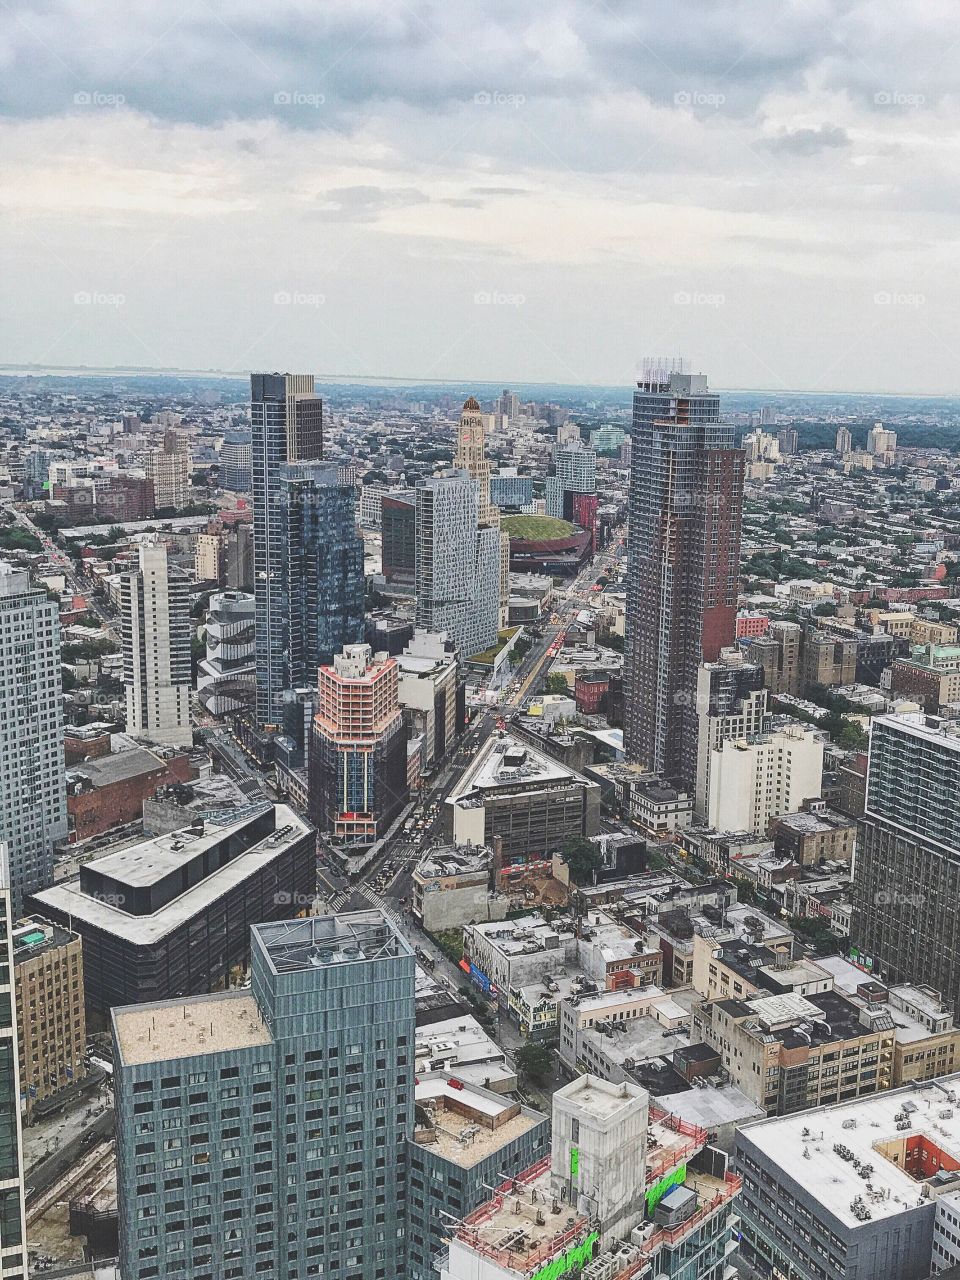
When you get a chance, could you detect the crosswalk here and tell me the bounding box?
[329,892,348,911]
[356,883,404,928]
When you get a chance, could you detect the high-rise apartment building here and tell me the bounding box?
[0,562,67,908]
[13,917,84,1120]
[121,536,193,749]
[745,619,802,697]
[853,711,960,1007]
[867,422,897,465]
[194,531,225,584]
[220,431,251,491]
[381,491,417,585]
[707,721,823,835]
[835,425,852,455]
[545,442,599,551]
[415,470,499,662]
[624,367,744,781]
[309,644,408,844]
[197,590,256,717]
[496,389,520,421]
[251,372,323,728]
[145,445,189,510]
[693,648,768,820]
[0,852,28,1280]
[285,464,365,685]
[455,397,511,626]
[114,910,415,1280]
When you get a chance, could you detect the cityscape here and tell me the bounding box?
[4,3,960,1280]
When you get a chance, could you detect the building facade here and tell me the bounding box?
[381,491,417,585]
[121,537,193,749]
[220,431,251,492]
[0,562,68,909]
[145,447,189,510]
[197,591,256,718]
[624,368,744,783]
[13,918,84,1119]
[0,853,28,1280]
[114,911,415,1280]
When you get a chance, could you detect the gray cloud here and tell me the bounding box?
[763,123,851,156]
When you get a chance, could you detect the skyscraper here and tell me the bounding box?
[114,910,415,1280]
[455,397,511,626]
[835,425,852,455]
[415,470,499,662]
[251,372,324,728]
[0,562,67,908]
[145,444,189,510]
[220,430,251,491]
[623,366,744,782]
[285,464,365,683]
[0,850,28,1280]
[853,710,960,1006]
[121,536,193,749]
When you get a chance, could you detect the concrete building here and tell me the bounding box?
[867,422,898,465]
[145,446,189,510]
[770,798,857,866]
[196,590,256,718]
[0,853,28,1280]
[836,424,852,455]
[745,618,803,697]
[694,648,768,820]
[803,626,859,692]
[733,1076,960,1280]
[706,721,824,836]
[251,372,324,728]
[114,910,414,1280]
[121,537,193,749]
[13,917,84,1119]
[853,712,960,1013]
[219,430,251,492]
[624,368,744,784]
[396,630,460,774]
[415,469,500,662]
[0,562,68,909]
[411,845,506,931]
[193,531,224,584]
[692,988,895,1115]
[455,396,511,627]
[408,1074,549,1280]
[309,644,408,845]
[32,804,314,1026]
[446,734,600,858]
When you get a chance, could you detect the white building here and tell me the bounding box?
[121,537,193,748]
[197,591,256,717]
[0,563,68,908]
[707,722,823,836]
[396,630,459,772]
[145,447,189,509]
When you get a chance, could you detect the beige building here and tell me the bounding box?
[14,919,85,1117]
[693,989,894,1115]
[706,721,824,836]
[194,532,224,584]
[146,447,189,510]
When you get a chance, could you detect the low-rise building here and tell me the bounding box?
[64,733,197,843]
[411,845,507,931]
[770,798,857,865]
[414,1015,517,1092]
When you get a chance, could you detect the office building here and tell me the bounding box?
[114,910,415,1280]
[251,372,324,728]
[225,520,253,592]
[145,446,189,510]
[197,590,256,717]
[441,1075,742,1280]
[624,367,744,782]
[121,537,193,749]
[0,563,68,909]
[408,1074,549,1280]
[285,463,365,683]
[706,721,824,835]
[0,853,27,1280]
[220,431,251,491]
[693,648,768,821]
[381,490,417,585]
[446,734,600,858]
[13,917,84,1119]
[415,470,499,662]
[396,630,460,773]
[309,644,407,844]
[733,1076,960,1280]
[489,469,533,510]
[496,388,520,421]
[853,711,960,1011]
[33,804,314,1025]
[455,397,511,626]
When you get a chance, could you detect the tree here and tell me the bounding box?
[544,673,570,695]
[516,1041,552,1085]
[561,837,603,886]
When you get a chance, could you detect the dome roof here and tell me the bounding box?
[462,396,481,411]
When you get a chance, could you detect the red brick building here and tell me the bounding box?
[65,741,197,843]
[575,670,609,715]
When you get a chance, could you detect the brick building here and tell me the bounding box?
[65,736,197,843]
[13,918,85,1118]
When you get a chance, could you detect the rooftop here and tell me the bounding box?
[254,911,412,974]
[414,1073,544,1169]
[739,1074,960,1228]
[449,734,594,805]
[113,992,272,1066]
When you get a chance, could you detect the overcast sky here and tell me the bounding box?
[2,0,959,393]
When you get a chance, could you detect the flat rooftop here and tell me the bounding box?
[414,1074,544,1168]
[457,1165,590,1265]
[254,910,413,973]
[448,734,594,805]
[114,992,273,1066]
[739,1075,960,1228]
